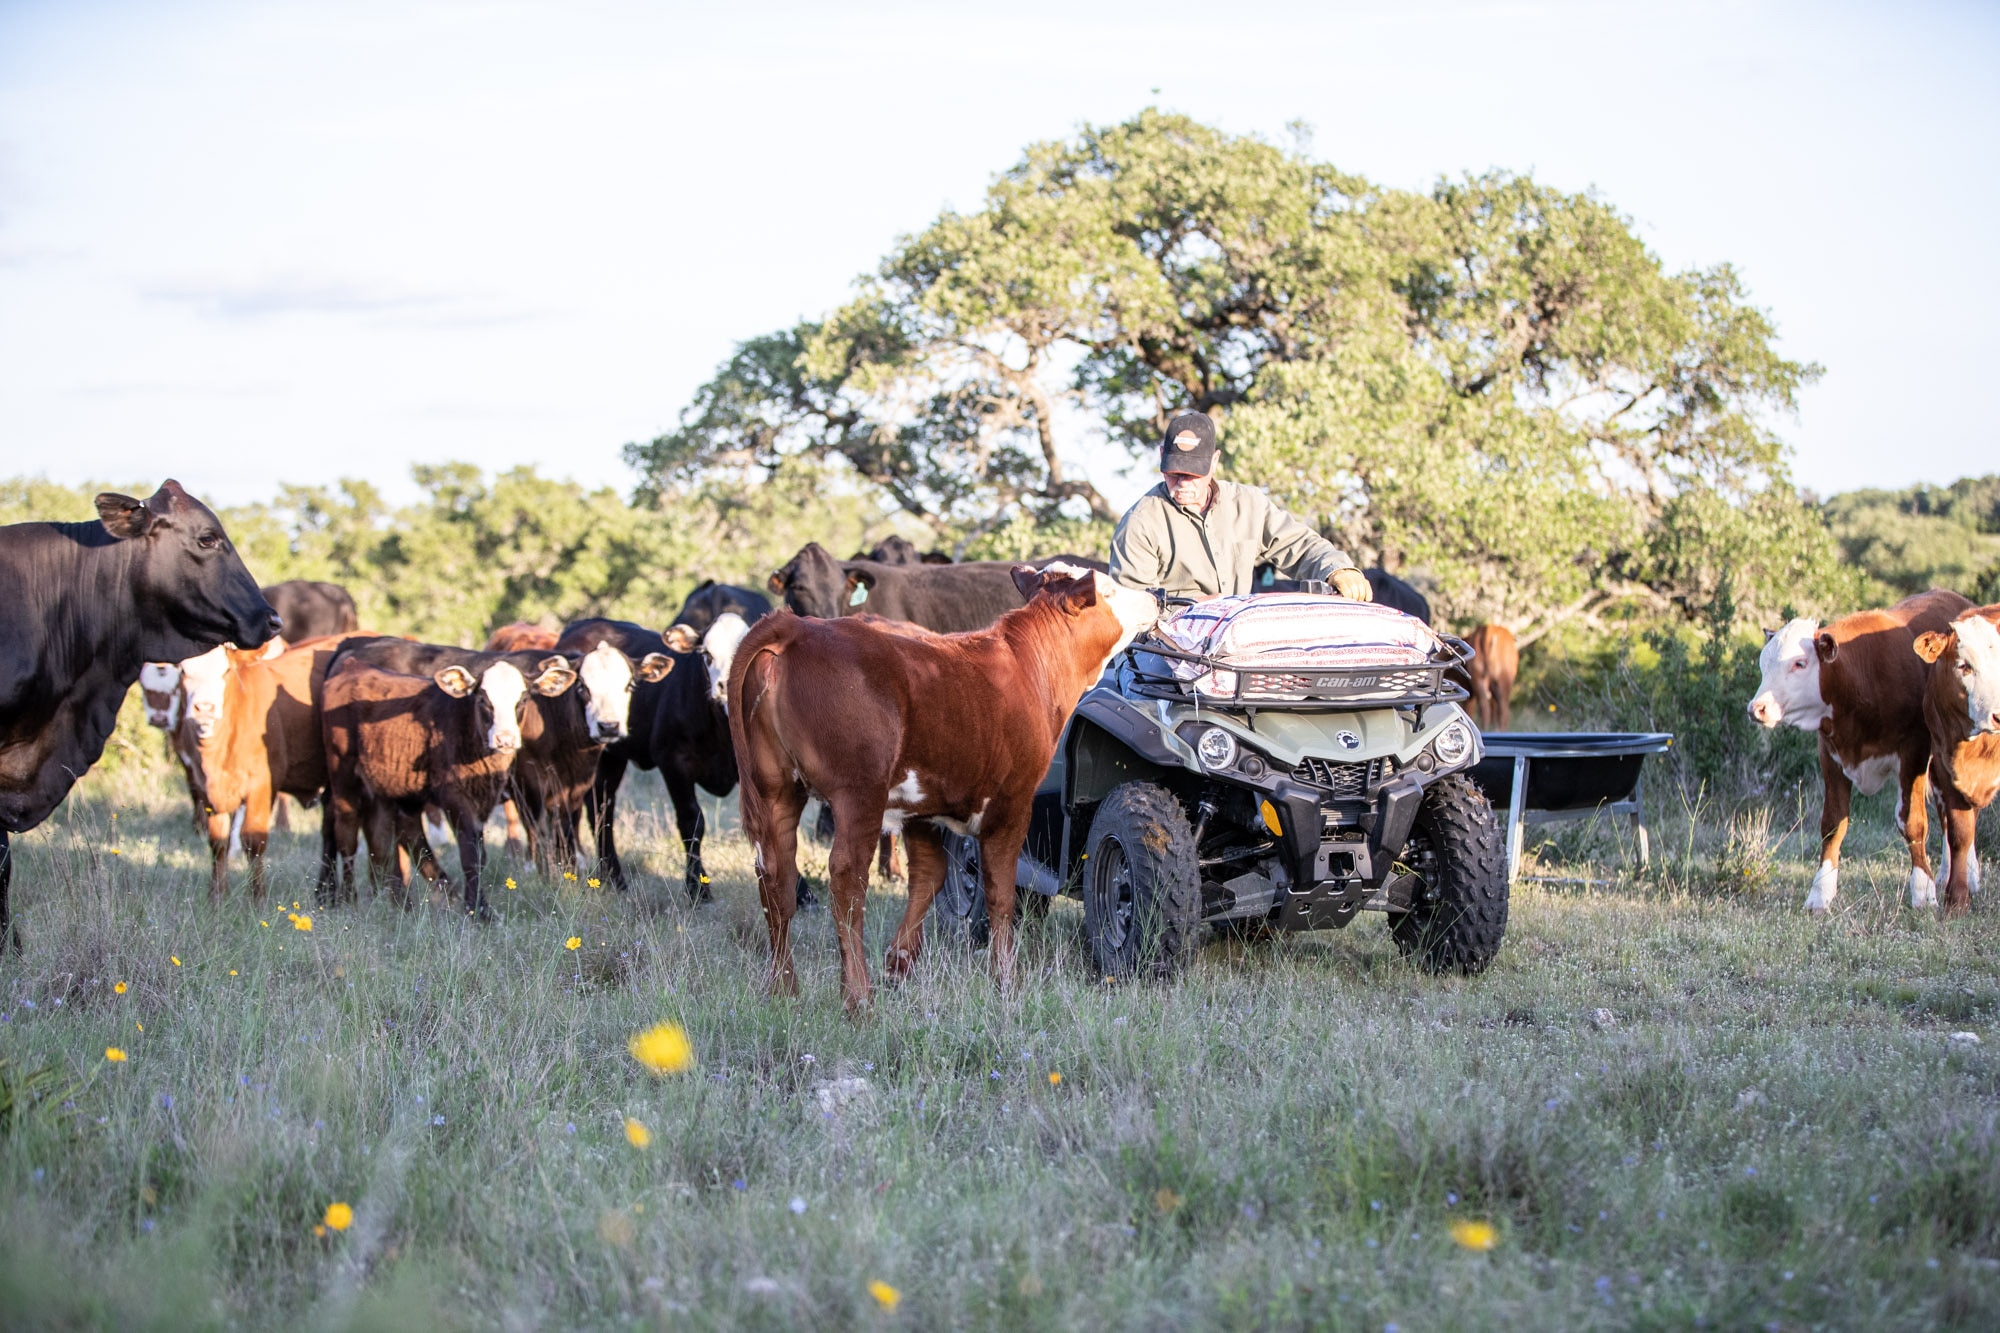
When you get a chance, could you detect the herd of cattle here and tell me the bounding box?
[3,480,1995,973]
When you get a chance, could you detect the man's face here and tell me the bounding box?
[1163,469,1213,509]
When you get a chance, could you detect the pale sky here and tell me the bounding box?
[2,0,1994,511]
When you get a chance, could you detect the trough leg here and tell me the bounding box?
[886,824,947,980]
[1505,754,1528,883]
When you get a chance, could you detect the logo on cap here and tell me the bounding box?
[1173,431,1203,450]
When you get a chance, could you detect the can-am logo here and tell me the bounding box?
[1337,730,1362,750]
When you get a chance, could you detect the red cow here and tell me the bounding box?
[1914,605,2000,917]
[1748,589,1974,913]
[1465,624,1518,731]
[729,564,1159,1010]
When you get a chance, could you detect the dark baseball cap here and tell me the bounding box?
[1160,412,1218,476]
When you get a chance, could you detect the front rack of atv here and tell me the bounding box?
[1120,632,1475,710]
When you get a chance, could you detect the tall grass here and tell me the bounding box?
[2,761,1999,1330]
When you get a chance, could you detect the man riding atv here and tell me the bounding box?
[1109,411,1375,604]
[926,409,1508,980]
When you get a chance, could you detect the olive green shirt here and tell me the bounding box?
[1109,479,1355,597]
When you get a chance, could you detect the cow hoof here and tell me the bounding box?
[686,873,714,905]
[1907,868,1939,911]
[884,946,917,980]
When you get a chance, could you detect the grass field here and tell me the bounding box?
[3,763,2000,1331]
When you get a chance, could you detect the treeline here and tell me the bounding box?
[1822,474,2000,605]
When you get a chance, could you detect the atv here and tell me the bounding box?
[930,588,1508,978]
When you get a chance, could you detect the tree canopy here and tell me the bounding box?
[628,110,1853,633]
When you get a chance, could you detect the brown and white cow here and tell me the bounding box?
[177,634,362,902]
[483,623,561,847]
[1914,605,2000,916]
[139,660,209,830]
[1465,624,1518,731]
[730,563,1159,1010]
[322,655,575,918]
[1748,589,1974,914]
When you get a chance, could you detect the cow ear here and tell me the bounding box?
[1061,573,1101,614]
[1763,628,1777,644]
[1914,631,1953,665]
[434,665,476,698]
[662,625,701,653]
[767,571,787,594]
[693,578,715,592]
[1814,631,1839,664]
[844,569,875,608]
[638,652,675,682]
[1010,565,1045,599]
[532,660,579,696]
[95,492,155,539]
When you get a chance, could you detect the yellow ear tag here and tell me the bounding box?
[1260,800,1283,837]
[848,585,869,607]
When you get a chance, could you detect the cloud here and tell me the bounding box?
[139,272,541,326]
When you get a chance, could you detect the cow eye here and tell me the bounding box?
[197,530,222,551]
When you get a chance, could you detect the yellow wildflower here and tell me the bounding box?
[105,1047,128,1063]
[624,1117,652,1148]
[588,877,601,888]
[170,956,181,967]
[565,936,582,951]
[260,920,268,928]
[108,848,120,856]
[563,871,577,882]
[1048,1071,1062,1086]
[113,981,127,994]
[324,1201,354,1232]
[628,1023,695,1075]
[1449,1218,1498,1252]
[505,877,517,890]
[229,969,238,976]
[868,1280,901,1310]
[136,1023,142,1032]
[313,1224,327,1238]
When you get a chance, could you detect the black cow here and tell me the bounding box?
[1255,564,1432,625]
[666,580,772,638]
[0,481,277,945]
[770,543,1108,631]
[262,580,359,640]
[559,617,771,903]
[850,535,953,566]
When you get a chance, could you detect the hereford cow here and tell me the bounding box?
[562,615,755,902]
[262,581,358,641]
[178,634,363,902]
[139,661,210,830]
[322,654,575,916]
[0,481,277,946]
[1466,624,1519,731]
[1914,606,2000,916]
[483,624,561,846]
[1748,588,1975,914]
[730,563,1160,1010]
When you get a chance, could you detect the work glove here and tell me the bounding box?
[1332,568,1373,601]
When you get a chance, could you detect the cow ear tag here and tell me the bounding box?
[848,585,869,607]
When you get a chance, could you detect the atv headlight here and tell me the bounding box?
[1196,726,1238,770]
[1433,720,1474,767]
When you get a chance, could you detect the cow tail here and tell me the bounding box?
[729,642,786,848]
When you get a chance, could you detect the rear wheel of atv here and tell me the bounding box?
[1083,782,1203,979]
[931,830,990,947]
[1389,774,1507,974]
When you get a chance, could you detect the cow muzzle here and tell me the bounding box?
[1747,695,1781,728]
[588,719,627,743]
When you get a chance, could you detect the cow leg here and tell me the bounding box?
[502,797,528,858]
[1496,674,1513,731]
[271,795,291,834]
[241,785,274,907]
[363,803,403,905]
[588,752,629,890]
[1808,739,1854,915]
[451,802,491,921]
[1938,793,1977,919]
[0,830,15,952]
[749,788,807,999]
[206,807,234,903]
[826,796,885,1011]
[1898,750,1939,911]
[876,833,902,882]
[665,771,712,904]
[886,823,947,980]
[979,824,1028,992]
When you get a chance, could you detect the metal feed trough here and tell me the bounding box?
[1469,732,1675,882]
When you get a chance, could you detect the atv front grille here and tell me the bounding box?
[1291,755,1390,799]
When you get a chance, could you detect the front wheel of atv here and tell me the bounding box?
[931,830,990,947]
[1083,782,1203,979]
[1389,773,1508,974]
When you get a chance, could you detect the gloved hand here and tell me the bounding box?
[1332,567,1373,601]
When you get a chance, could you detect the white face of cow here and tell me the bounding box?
[1952,614,2000,735]
[1036,562,1161,678]
[178,645,234,741]
[701,613,752,707]
[139,662,183,729]
[1748,617,1829,731]
[576,642,637,742]
[480,662,530,753]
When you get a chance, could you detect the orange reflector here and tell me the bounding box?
[1260,800,1283,836]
